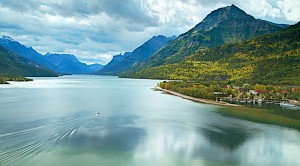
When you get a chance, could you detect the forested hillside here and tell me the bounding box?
[127,5,285,72]
[121,22,300,85]
[96,35,173,75]
[0,45,58,83]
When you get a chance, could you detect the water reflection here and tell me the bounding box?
[1,76,300,166]
[200,125,253,151]
[62,116,146,152]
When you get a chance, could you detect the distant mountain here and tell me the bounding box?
[127,5,286,71]
[0,45,58,77]
[121,22,300,85]
[0,36,59,71]
[97,52,131,74]
[44,53,104,74]
[96,35,174,75]
[0,36,103,74]
[258,19,289,29]
[87,63,104,72]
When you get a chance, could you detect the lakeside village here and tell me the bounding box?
[158,81,300,108]
[218,84,299,107]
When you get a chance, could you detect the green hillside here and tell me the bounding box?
[96,35,172,75]
[0,45,58,83]
[121,22,300,85]
[127,5,284,72]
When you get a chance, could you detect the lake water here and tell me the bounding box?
[0,75,299,166]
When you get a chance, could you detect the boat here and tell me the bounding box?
[274,101,281,105]
[239,100,246,103]
[257,99,262,104]
[265,100,273,104]
[280,102,295,107]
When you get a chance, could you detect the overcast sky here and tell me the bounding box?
[0,0,299,65]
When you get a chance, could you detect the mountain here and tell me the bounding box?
[0,36,103,74]
[0,36,59,71]
[125,5,286,73]
[258,19,289,29]
[122,22,300,85]
[97,52,131,74]
[87,63,104,72]
[96,35,174,75]
[44,53,104,74]
[0,45,58,77]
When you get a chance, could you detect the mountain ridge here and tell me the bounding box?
[96,35,175,75]
[0,36,103,74]
[0,45,58,77]
[0,36,59,71]
[44,52,103,74]
[126,5,286,72]
[121,21,300,85]
[97,52,132,75]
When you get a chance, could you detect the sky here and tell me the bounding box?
[0,0,299,65]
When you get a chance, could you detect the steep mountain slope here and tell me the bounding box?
[0,45,58,77]
[0,36,103,74]
[0,36,58,71]
[44,53,103,74]
[87,63,104,72]
[96,35,174,75]
[122,22,300,85]
[127,5,286,72]
[97,52,131,74]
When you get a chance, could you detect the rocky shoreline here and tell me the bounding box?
[155,86,240,107]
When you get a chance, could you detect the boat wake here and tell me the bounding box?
[0,114,96,165]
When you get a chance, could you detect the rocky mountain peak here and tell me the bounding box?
[193,5,252,32]
[1,35,16,42]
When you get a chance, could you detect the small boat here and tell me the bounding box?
[280,102,295,107]
[266,100,273,104]
[274,101,281,105]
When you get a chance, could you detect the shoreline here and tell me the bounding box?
[155,86,240,107]
[155,86,300,129]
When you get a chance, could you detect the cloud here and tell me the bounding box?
[0,0,298,64]
[277,0,300,22]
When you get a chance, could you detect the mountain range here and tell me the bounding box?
[98,52,132,74]
[0,36,103,74]
[0,45,57,77]
[120,5,288,78]
[96,35,176,75]
[121,5,288,76]
[121,21,300,85]
[1,4,298,86]
[43,53,103,74]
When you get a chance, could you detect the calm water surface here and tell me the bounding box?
[0,75,299,166]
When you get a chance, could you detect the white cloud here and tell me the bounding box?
[243,0,281,18]
[277,0,300,22]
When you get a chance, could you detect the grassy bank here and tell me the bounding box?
[0,75,33,84]
[156,86,240,107]
[218,106,300,129]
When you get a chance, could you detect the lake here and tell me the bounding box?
[0,75,299,166]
